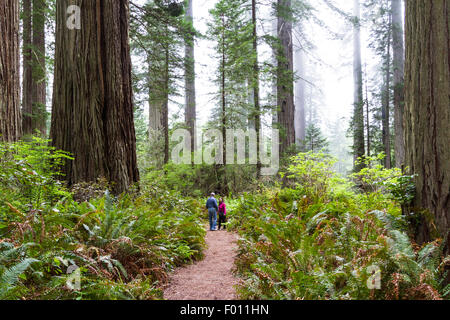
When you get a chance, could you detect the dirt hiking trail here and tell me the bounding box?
[164,229,239,300]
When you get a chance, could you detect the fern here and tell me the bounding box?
[0,258,39,299]
[387,230,415,258]
[0,243,37,264]
[418,243,440,269]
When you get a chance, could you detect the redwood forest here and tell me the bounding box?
[0,0,448,302]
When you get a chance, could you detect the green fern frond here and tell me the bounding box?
[0,258,39,290]
[387,230,415,258]
[417,243,440,269]
[111,259,128,279]
[0,243,37,264]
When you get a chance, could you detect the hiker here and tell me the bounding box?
[218,198,227,230]
[206,193,219,231]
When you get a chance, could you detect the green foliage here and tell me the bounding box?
[143,161,260,197]
[130,0,195,167]
[0,241,40,299]
[0,137,73,207]
[351,153,416,205]
[207,0,258,131]
[300,124,330,153]
[282,152,337,199]
[0,139,206,300]
[1,138,445,301]
[229,152,448,300]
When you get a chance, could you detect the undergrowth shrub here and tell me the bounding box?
[143,162,260,197]
[351,154,416,206]
[229,152,449,300]
[0,139,206,300]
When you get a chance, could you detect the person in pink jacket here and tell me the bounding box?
[218,198,227,230]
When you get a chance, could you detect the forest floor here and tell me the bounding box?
[164,229,240,300]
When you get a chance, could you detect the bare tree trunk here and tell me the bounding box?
[50,0,139,195]
[271,16,278,126]
[163,47,170,164]
[252,0,262,178]
[184,0,196,154]
[0,0,21,142]
[247,78,255,129]
[404,0,449,254]
[294,24,306,144]
[147,25,170,167]
[31,0,47,136]
[148,51,165,168]
[22,0,47,137]
[353,0,366,171]
[148,56,163,134]
[392,0,405,168]
[221,13,228,193]
[364,63,371,157]
[382,14,392,169]
[22,0,33,137]
[277,0,295,155]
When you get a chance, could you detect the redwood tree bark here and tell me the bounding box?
[252,0,262,178]
[392,0,405,168]
[148,52,164,166]
[22,0,33,136]
[294,24,306,144]
[271,17,278,126]
[22,0,47,137]
[353,0,366,171]
[50,0,139,194]
[404,0,449,252]
[277,0,295,155]
[31,0,47,135]
[148,26,169,167]
[163,48,169,164]
[0,0,21,142]
[184,0,196,154]
[382,13,392,169]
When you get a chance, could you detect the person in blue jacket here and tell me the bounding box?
[206,193,219,231]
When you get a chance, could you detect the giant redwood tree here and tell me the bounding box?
[277,0,295,155]
[50,0,139,194]
[22,0,33,137]
[391,0,405,168]
[294,24,306,145]
[22,0,47,137]
[184,0,197,155]
[0,0,21,142]
[404,0,449,252]
[352,0,365,171]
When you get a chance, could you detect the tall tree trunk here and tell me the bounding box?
[22,0,33,137]
[50,0,139,195]
[382,14,392,169]
[271,16,278,126]
[0,0,21,142]
[364,63,371,157]
[31,0,47,136]
[147,39,166,167]
[294,24,306,144]
[252,0,262,178]
[184,0,196,155]
[247,78,255,129]
[163,47,170,164]
[277,0,295,155]
[148,56,162,134]
[352,0,366,171]
[246,7,255,130]
[404,0,449,254]
[22,0,47,137]
[392,0,405,168]
[220,13,228,193]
